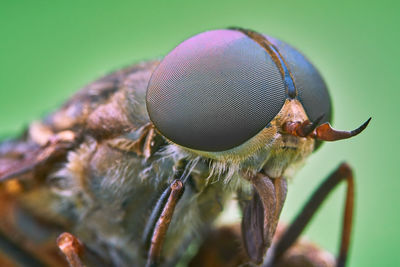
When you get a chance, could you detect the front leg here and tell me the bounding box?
[146,179,184,267]
[268,163,354,267]
[57,232,84,267]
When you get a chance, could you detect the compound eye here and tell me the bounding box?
[267,36,332,125]
[146,30,286,152]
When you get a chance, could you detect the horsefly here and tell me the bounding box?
[0,28,370,266]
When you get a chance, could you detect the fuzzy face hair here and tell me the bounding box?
[159,99,316,186]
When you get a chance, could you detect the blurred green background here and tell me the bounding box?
[0,1,398,266]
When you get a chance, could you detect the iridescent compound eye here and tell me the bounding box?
[146,29,332,152]
[146,29,287,151]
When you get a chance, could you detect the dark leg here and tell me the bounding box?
[146,179,184,267]
[57,232,84,267]
[269,162,354,267]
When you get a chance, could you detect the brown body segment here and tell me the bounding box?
[44,62,158,134]
[0,61,165,266]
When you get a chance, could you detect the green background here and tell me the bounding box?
[0,1,398,266]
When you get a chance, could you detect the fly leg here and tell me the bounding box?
[143,179,184,267]
[57,232,84,267]
[142,159,196,266]
[267,162,354,267]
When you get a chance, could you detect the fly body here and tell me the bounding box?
[0,28,370,267]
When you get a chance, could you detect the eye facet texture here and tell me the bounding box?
[267,36,332,125]
[146,30,286,151]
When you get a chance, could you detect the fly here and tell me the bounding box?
[0,28,370,267]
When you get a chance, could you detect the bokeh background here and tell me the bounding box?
[0,1,398,266]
